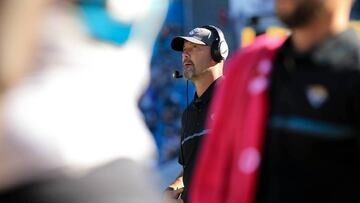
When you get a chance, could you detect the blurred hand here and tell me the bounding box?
[163,187,184,203]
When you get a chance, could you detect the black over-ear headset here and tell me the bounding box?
[201,25,229,63]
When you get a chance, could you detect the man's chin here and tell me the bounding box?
[184,76,192,80]
[184,72,194,80]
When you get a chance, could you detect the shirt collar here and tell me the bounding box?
[193,77,222,106]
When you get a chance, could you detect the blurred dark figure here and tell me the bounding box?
[191,0,360,203]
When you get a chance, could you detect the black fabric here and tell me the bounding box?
[256,29,360,203]
[178,78,219,202]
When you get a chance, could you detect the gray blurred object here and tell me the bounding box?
[0,0,168,202]
[0,159,162,203]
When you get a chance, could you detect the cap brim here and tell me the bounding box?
[171,36,206,51]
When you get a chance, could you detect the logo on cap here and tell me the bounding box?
[189,28,211,38]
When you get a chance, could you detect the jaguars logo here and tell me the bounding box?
[306,84,329,109]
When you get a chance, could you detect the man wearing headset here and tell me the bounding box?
[163,25,229,203]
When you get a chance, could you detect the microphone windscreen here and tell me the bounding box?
[172,70,183,79]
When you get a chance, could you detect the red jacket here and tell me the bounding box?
[190,35,285,203]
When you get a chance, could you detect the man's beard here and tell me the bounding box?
[184,67,195,80]
[277,0,325,28]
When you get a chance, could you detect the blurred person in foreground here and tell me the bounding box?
[0,0,168,202]
[163,25,229,203]
[190,0,360,203]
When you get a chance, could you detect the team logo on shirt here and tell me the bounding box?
[306,84,329,109]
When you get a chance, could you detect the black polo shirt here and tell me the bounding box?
[179,78,220,202]
[256,29,360,203]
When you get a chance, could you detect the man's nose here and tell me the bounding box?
[182,51,190,58]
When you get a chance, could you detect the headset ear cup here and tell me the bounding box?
[218,40,228,60]
[202,25,228,62]
[211,39,222,62]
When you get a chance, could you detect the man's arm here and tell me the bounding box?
[163,171,184,203]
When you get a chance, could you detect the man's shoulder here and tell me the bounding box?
[314,29,360,71]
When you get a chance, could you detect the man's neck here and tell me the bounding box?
[291,4,350,52]
[193,68,222,98]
